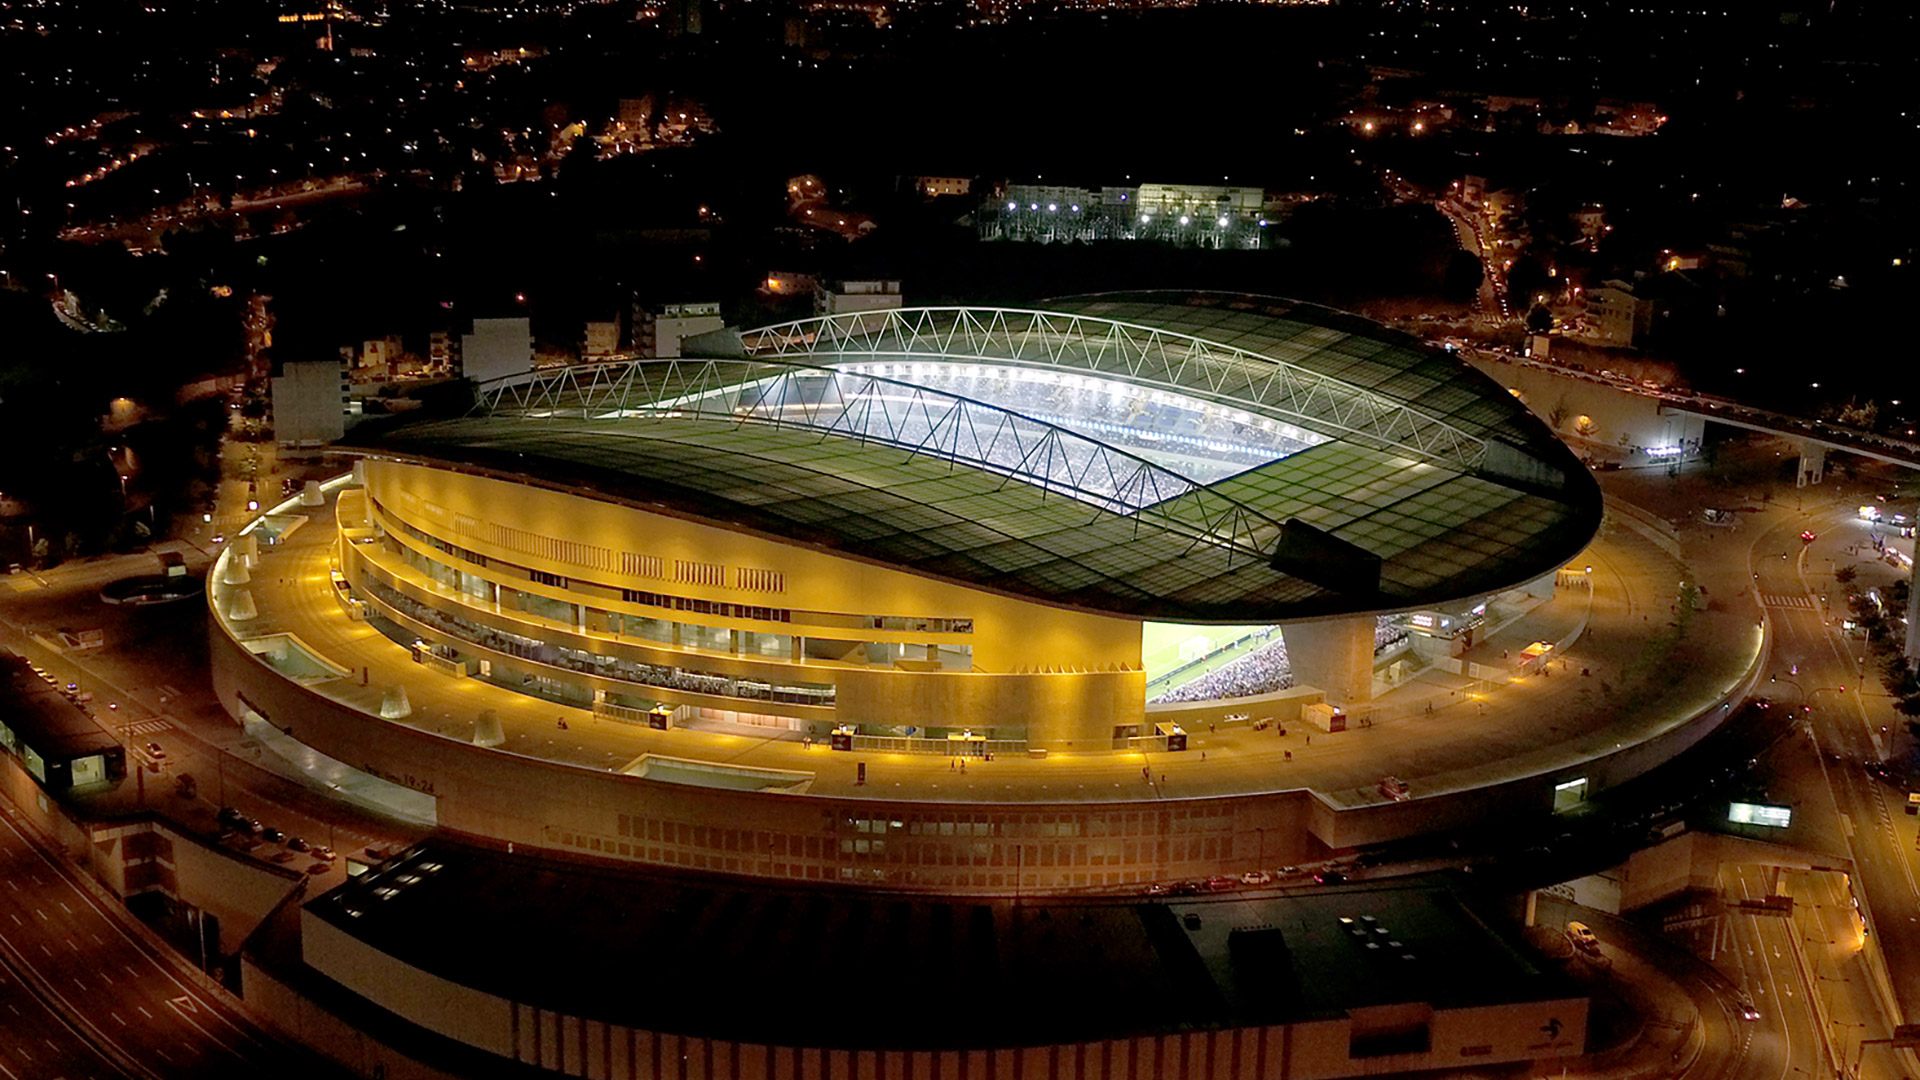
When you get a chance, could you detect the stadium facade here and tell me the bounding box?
[207,292,1626,896]
[325,294,1599,748]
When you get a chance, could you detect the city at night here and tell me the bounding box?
[1,0,1917,1077]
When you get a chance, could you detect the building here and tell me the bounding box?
[269,358,349,447]
[760,271,816,299]
[358,335,404,374]
[912,175,972,198]
[583,319,621,359]
[459,316,533,383]
[813,278,901,317]
[207,295,1615,897]
[298,843,1589,1079]
[985,181,1267,248]
[1585,280,1653,348]
[634,301,724,359]
[427,329,458,374]
[0,654,128,792]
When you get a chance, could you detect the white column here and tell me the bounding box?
[1795,440,1827,487]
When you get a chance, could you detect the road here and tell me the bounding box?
[1720,863,1828,1080]
[1435,197,1506,319]
[0,549,421,877]
[0,804,329,1078]
[1749,497,1918,1074]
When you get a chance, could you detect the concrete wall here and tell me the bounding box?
[833,665,1145,748]
[298,913,1587,1080]
[211,624,1326,892]
[302,911,514,1057]
[1145,686,1325,729]
[360,460,1146,742]
[1464,357,1705,461]
[241,956,471,1080]
[1283,617,1378,708]
[365,461,1145,675]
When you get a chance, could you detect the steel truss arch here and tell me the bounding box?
[469,357,1285,564]
[735,307,1488,473]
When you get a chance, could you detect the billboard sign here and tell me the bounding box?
[1728,802,1792,828]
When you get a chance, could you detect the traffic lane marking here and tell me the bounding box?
[0,816,281,1066]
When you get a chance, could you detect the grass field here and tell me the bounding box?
[1142,622,1272,686]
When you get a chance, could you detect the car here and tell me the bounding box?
[1275,865,1300,877]
[312,845,337,862]
[145,741,165,759]
[1203,875,1238,892]
[1736,999,1760,1022]
[1566,921,1601,954]
[286,836,310,853]
[260,827,285,844]
[244,817,264,835]
[1167,881,1202,896]
[1314,871,1348,885]
[1241,870,1273,886]
[1144,882,1169,896]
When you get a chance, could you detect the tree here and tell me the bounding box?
[1526,305,1554,334]
[1442,251,1484,303]
[1835,565,1858,585]
[1506,254,1551,304]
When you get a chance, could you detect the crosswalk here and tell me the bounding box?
[119,718,172,737]
[1761,593,1815,610]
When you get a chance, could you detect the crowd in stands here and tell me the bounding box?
[751,366,1319,499]
[1150,618,1411,704]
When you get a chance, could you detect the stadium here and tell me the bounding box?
[321,292,1599,746]
[202,290,1739,904]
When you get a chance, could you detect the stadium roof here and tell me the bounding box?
[356,293,1601,622]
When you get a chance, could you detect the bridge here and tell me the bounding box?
[1459,346,1920,664]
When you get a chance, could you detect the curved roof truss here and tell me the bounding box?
[471,357,1285,563]
[737,307,1489,473]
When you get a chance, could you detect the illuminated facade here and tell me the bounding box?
[206,293,1627,895]
[985,184,1271,247]
[336,294,1598,747]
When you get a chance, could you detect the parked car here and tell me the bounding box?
[145,741,165,759]
[260,827,285,844]
[1314,871,1348,885]
[1241,870,1273,886]
[311,846,337,862]
[286,836,310,853]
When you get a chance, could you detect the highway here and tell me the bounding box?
[0,804,329,1078]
